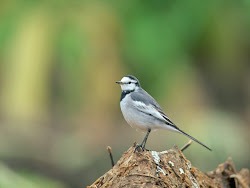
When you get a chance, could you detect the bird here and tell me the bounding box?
[116,75,211,152]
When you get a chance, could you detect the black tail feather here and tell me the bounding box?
[177,129,212,151]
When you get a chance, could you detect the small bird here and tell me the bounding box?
[116,75,211,152]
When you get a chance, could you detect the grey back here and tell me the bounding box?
[131,88,162,109]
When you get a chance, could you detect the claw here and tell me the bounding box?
[134,144,143,153]
[133,129,151,153]
[133,144,150,153]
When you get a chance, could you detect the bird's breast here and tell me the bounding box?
[120,95,153,131]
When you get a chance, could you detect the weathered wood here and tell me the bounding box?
[88,146,249,188]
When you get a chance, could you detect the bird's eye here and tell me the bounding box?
[128,82,131,84]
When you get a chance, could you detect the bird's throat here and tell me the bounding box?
[120,90,134,101]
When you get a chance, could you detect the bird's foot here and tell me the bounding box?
[133,144,150,153]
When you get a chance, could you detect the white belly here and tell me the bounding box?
[120,95,167,132]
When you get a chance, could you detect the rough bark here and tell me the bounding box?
[88,146,250,188]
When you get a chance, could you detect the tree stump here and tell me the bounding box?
[88,146,250,187]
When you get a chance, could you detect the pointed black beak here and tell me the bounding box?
[115,81,123,85]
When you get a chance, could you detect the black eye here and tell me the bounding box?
[128,82,132,84]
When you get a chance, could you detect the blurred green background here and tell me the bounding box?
[0,0,250,187]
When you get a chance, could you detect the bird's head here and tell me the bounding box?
[116,75,141,91]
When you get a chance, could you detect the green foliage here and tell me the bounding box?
[0,163,67,188]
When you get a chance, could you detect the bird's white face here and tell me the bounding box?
[116,76,140,91]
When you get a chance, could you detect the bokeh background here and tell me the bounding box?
[0,0,250,187]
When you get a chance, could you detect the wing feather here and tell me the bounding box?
[130,88,212,151]
[151,105,175,125]
[133,101,167,122]
[131,88,179,129]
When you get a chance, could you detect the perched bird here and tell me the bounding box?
[116,75,211,152]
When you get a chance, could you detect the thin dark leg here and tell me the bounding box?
[142,128,151,148]
[134,129,151,153]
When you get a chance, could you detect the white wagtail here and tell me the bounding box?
[116,75,211,152]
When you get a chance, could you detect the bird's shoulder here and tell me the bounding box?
[130,88,162,109]
[131,88,176,126]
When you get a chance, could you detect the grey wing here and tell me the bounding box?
[131,89,178,128]
[130,88,161,108]
[131,89,212,151]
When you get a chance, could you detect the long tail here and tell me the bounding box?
[177,129,212,151]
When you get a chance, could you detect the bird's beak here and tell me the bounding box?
[115,81,123,85]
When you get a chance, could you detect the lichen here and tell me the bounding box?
[179,168,184,174]
[168,161,174,167]
[151,151,166,176]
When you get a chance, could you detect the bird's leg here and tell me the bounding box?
[142,128,151,149]
[134,129,151,153]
